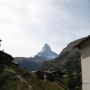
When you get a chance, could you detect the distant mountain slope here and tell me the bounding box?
[14,44,58,71]
[14,57,43,71]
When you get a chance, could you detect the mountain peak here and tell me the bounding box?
[44,44,50,48]
[36,44,58,60]
[42,44,51,52]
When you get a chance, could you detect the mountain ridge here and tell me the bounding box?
[14,44,58,71]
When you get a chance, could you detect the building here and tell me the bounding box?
[75,35,90,90]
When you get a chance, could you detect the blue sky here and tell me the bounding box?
[0,0,90,57]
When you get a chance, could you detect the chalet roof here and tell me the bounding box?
[74,35,90,48]
[0,51,13,60]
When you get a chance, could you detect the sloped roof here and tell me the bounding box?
[74,35,90,48]
[0,51,13,60]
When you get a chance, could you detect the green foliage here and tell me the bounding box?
[62,72,81,90]
[0,64,65,90]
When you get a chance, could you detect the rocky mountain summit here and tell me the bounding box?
[14,44,58,71]
[37,44,57,60]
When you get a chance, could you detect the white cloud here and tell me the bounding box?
[0,0,90,57]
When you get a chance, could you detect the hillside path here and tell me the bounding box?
[7,69,32,90]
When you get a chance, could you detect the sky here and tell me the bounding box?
[0,0,90,57]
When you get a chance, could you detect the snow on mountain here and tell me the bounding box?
[37,44,58,60]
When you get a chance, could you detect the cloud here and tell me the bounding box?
[0,0,90,57]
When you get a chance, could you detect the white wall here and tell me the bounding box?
[81,39,90,90]
[83,84,90,90]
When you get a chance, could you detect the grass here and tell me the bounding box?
[40,80,65,90]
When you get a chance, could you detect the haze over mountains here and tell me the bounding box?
[14,44,58,71]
